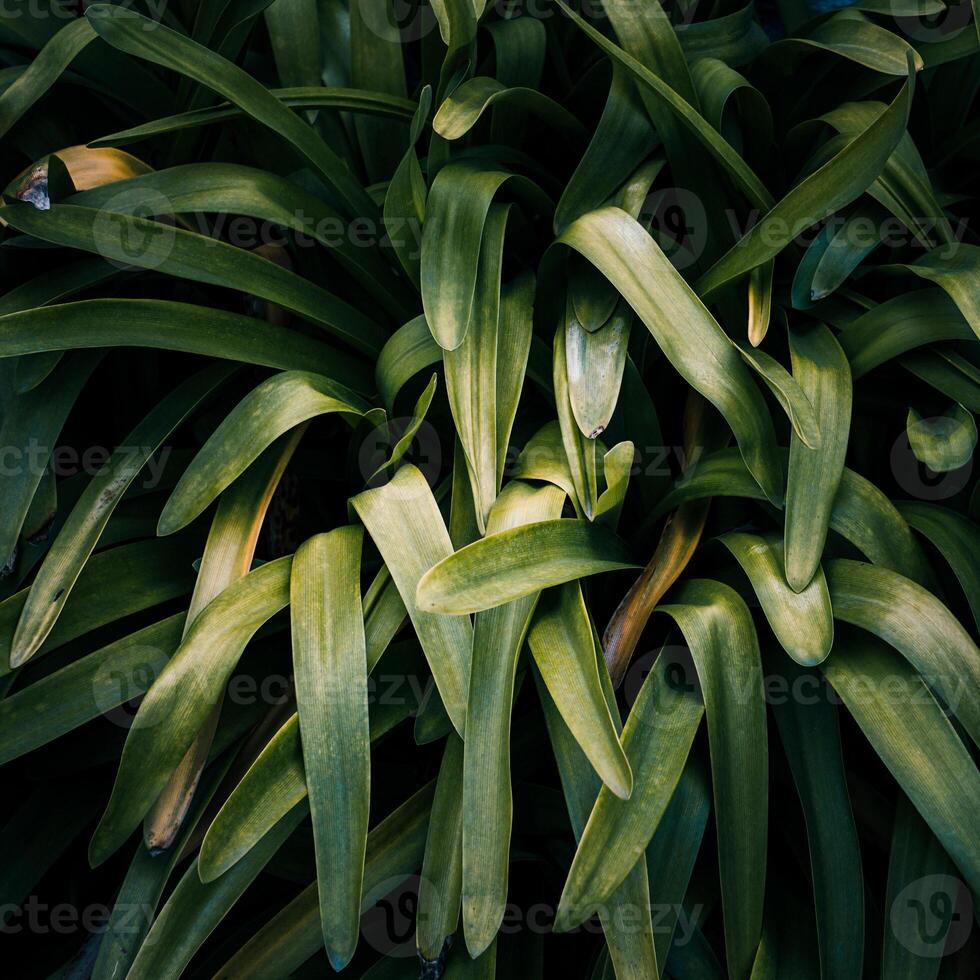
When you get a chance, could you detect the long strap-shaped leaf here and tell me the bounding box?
[291,527,370,970]
[770,656,864,980]
[462,482,566,955]
[694,58,916,297]
[554,314,599,518]
[645,751,712,969]
[125,803,307,980]
[0,203,387,356]
[198,666,416,882]
[658,580,768,980]
[720,531,834,665]
[897,501,980,630]
[0,351,100,571]
[556,0,771,211]
[351,464,472,736]
[554,644,704,933]
[433,76,589,143]
[825,559,980,745]
[0,298,374,389]
[444,205,514,531]
[0,535,197,677]
[10,363,231,666]
[91,755,235,980]
[554,206,783,505]
[893,243,980,341]
[656,448,934,586]
[89,556,293,866]
[838,289,974,380]
[90,86,417,148]
[159,371,369,534]
[536,662,659,979]
[416,518,636,615]
[84,3,377,220]
[0,17,96,139]
[145,433,303,852]
[784,322,852,591]
[0,614,184,765]
[70,163,415,318]
[528,582,632,798]
[820,636,980,895]
[417,733,464,963]
[421,162,549,349]
[881,794,960,977]
[211,783,436,979]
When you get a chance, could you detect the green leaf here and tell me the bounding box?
[444,206,528,531]
[897,501,980,630]
[695,61,916,297]
[125,804,306,980]
[85,3,377,219]
[654,448,933,585]
[417,733,464,962]
[0,614,183,765]
[384,85,431,287]
[70,162,415,318]
[351,464,472,736]
[838,289,974,380]
[416,518,636,615]
[0,202,387,356]
[198,664,415,883]
[0,352,100,570]
[553,206,783,505]
[554,644,704,933]
[145,432,302,852]
[290,527,370,969]
[766,10,924,76]
[420,162,548,350]
[10,364,231,666]
[645,751,712,969]
[890,243,980,340]
[821,635,980,895]
[0,299,374,389]
[462,483,566,954]
[719,531,833,665]
[825,558,980,745]
[565,298,631,441]
[554,65,658,234]
[784,322,853,591]
[210,784,436,978]
[0,17,96,139]
[433,76,588,143]
[89,557,293,866]
[770,656,864,980]
[90,86,416,147]
[657,580,768,980]
[528,582,632,798]
[376,315,441,413]
[159,371,369,535]
[881,794,960,978]
[555,315,599,519]
[536,656,659,979]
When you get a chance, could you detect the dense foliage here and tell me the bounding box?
[0,0,978,977]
